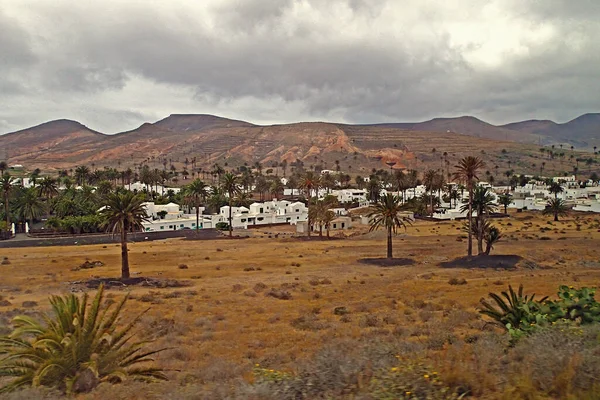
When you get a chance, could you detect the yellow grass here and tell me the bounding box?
[1,210,600,398]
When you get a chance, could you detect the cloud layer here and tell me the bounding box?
[1,0,598,133]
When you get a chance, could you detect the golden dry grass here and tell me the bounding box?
[1,210,600,398]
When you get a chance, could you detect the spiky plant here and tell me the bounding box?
[479,284,548,330]
[0,285,167,394]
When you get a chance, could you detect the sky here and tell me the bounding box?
[0,0,599,134]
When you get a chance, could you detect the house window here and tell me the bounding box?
[241,219,246,222]
[160,226,164,230]
[257,217,264,221]
[287,218,291,222]
[341,223,345,228]
[333,224,337,229]
[180,224,184,228]
[168,225,173,229]
[260,208,264,213]
[295,209,299,212]
[192,223,196,227]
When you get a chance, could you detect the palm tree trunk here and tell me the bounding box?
[196,207,200,231]
[4,195,9,234]
[319,224,323,237]
[228,199,233,237]
[307,193,311,238]
[477,215,485,255]
[467,188,473,257]
[387,225,393,259]
[121,222,130,280]
[554,212,559,222]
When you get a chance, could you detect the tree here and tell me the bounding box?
[367,194,412,259]
[0,161,7,175]
[498,193,512,214]
[463,186,497,255]
[221,173,241,237]
[422,169,438,216]
[322,210,336,238]
[0,174,15,232]
[483,223,502,255]
[269,179,284,200]
[548,182,563,199]
[13,187,46,230]
[0,285,167,394]
[37,176,59,200]
[543,198,569,222]
[299,171,321,237]
[452,156,486,257]
[182,179,207,231]
[100,192,149,279]
[74,165,91,186]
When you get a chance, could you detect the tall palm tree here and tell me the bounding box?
[221,173,241,237]
[100,192,149,279]
[299,171,321,237]
[0,161,7,176]
[74,165,90,186]
[543,198,569,222]
[367,194,412,259]
[549,182,563,199]
[14,187,46,231]
[182,179,207,231]
[423,169,438,216]
[269,179,284,200]
[462,186,496,255]
[37,176,59,200]
[1,174,15,232]
[498,193,512,214]
[452,156,486,257]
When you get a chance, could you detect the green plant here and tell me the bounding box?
[479,284,548,332]
[0,285,167,394]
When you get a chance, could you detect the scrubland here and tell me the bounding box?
[1,211,600,399]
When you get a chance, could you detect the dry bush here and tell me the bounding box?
[290,313,330,331]
[265,288,292,300]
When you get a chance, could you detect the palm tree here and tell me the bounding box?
[74,165,90,186]
[322,210,336,239]
[299,171,321,237]
[498,193,512,214]
[0,161,7,176]
[549,182,563,199]
[367,194,412,259]
[452,156,486,257]
[221,173,241,237]
[100,192,149,279]
[1,173,15,232]
[543,198,569,222]
[423,169,438,216]
[269,179,284,200]
[0,285,167,394]
[182,179,207,231]
[462,186,496,255]
[37,176,59,200]
[13,187,46,230]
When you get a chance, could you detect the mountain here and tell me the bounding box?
[152,114,255,132]
[1,113,597,175]
[500,113,600,148]
[371,116,541,144]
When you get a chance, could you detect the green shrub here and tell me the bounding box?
[0,284,168,394]
[480,285,600,341]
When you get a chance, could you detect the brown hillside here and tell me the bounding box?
[0,114,596,178]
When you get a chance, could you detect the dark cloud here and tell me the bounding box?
[0,0,597,133]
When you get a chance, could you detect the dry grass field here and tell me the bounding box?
[2,211,600,399]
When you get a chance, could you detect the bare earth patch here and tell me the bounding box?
[358,257,416,267]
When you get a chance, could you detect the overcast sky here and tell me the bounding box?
[1,0,598,134]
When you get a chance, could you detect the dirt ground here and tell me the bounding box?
[1,210,600,398]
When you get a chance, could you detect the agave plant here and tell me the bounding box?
[479,284,548,330]
[0,285,168,394]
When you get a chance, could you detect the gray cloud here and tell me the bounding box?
[0,0,598,133]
